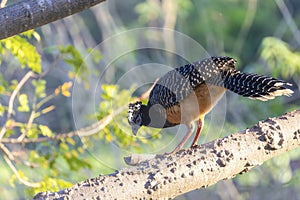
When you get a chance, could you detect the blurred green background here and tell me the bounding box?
[0,0,300,199]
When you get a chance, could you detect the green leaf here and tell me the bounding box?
[59,142,69,151]
[59,45,90,83]
[61,82,72,97]
[32,79,46,98]
[101,84,117,100]
[21,30,41,42]
[17,94,30,112]
[0,104,4,116]
[9,79,18,91]
[28,151,48,168]
[26,125,39,139]
[260,37,300,78]
[135,1,161,24]
[63,153,92,171]
[0,73,8,95]
[87,48,102,63]
[26,177,73,196]
[39,125,53,137]
[2,35,41,73]
[0,43,3,63]
[5,119,16,137]
[8,174,17,187]
[66,137,75,145]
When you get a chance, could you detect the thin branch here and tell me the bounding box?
[0,0,7,8]
[0,142,15,161]
[17,109,36,141]
[7,71,35,119]
[162,0,178,66]
[233,0,257,54]
[0,142,41,187]
[3,154,41,188]
[0,71,36,140]
[0,131,76,144]
[33,109,300,200]
[35,93,56,110]
[275,0,300,46]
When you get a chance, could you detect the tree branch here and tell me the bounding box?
[33,109,300,200]
[0,0,106,40]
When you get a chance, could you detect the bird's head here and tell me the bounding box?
[128,101,144,136]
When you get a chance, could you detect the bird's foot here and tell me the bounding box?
[190,144,199,149]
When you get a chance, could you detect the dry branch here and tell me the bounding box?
[0,0,106,40]
[34,109,300,200]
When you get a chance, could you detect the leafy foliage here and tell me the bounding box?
[59,45,89,82]
[0,31,94,198]
[261,37,300,77]
[0,31,41,73]
[27,177,73,196]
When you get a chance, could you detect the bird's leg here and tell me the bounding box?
[191,118,203,147]
[166,124,194,154]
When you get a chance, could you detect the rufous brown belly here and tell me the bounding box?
[165,83,226,125]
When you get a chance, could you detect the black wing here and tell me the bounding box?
[147,56,236,108]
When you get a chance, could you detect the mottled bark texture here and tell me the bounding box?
[34,110,300,200]
[0,0,106,40]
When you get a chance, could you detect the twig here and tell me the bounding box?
[7,71,35,119]
[0,143,15,160]
[275,0,300,46]
[17,109,36,141]
[0,71,36,140]
[0,0,7,8]
[0,132,76,144]
[3,154,41,188]
[233,0,257,54]
[35,93,56,110]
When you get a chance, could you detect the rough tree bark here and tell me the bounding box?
[0,0,106,40]
[33,109,300,200]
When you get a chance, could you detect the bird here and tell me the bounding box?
[127,56,293,154]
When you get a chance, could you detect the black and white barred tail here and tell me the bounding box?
[223,71,293,101]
